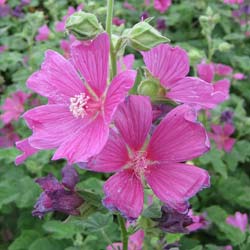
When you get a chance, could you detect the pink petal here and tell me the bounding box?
[104,70,136,123]
[114,95,152,151]
[224,138,235,153]
[103,169,144,219]
[214,79,230,99]
[117,54,135,74]
[71,33,109,97]
[35,24,50,41]
[166,77,217,108]
[106,243,123,250]
[129,230,144,250]
[214,63,233,76]
[27,50,85,103]
[223,123,235,136]
[145,163,210,212]
[197,62,215,83]
[147,105,209,163]
[154,0,172,13]
[142,44,189,88]
[52,114,109,163]
[23,104,91,149]
[211,124,224,135]
[81,129,129,173]
[15,138,39,165]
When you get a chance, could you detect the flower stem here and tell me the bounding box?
[118,214,128,250]
[105,0,117,79]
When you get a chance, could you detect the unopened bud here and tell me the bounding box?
[138,79,165,97]
[66,12,103,40]
[126,21,170,51]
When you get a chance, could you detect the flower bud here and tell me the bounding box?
[126,21,170,51]
[138,79,165,97]
[66,11,103,40]
[218,42,233,52]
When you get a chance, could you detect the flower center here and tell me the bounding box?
[69,93,90,118]
[130,151,149,178]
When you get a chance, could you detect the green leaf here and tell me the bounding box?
[9,230,41,250]
[42,220,76,239]
[28,238,67,250]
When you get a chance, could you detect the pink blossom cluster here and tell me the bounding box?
[12,31,236,223]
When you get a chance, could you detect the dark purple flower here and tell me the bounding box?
[154,205,193,233]
[140,11,149,21]
[240,5,250,15]
[220,110,234,124]
[0,124,20,148]
[156,18,167,31]
[33,167,83,218]
[62,164,79,191]
[11,6,24,18]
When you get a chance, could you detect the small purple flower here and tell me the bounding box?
[0,124,20,148]
[33,166,83,218]
[156,18,167,31]
[220,110,234,124]
[140,11,149,21]
[0,4,10,17]
[154,205,193,233]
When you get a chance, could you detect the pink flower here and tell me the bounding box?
[82,96,210,219]
[209,123,235,152]
[0,91,29,125]
[0,124,20,148]
[60,35,76,58]
[154,0,172,13]
[0,45,7,53]
[214,63,233,76]
[107,228,144,250]
[224,246,233,250]
[0,0,6,5]
[117,54,135,74]
[197,62,230,105]
[144,0,151,6]
[35,24,50,41]
[112,17,125,26]
[123,1,136,11]
[186,209,209,232]
[226,212,248,232]
[142,45,224,108]
[17,33,136,164]
[233,73,245,80]
[224,0,244,4]
[15,139,39,165]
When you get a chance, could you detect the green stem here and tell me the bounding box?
[118,214,128,250]
[105,0,117,79]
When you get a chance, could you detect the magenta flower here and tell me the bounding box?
[35,24,50,41]
[82,95,210,219]
[224,0,244,4]
[209,123,235,152]
[186,209,209,232]
[33,165,83,218]
[233,73,245,80]
[112,17,125,26]
[0,45,7,53]
[0,124,20,148]
[197,61,230,105]
[0,91,29,125]
[123,1,136,11]
[107,229,144,250]
[60,34,76,58]
[214,63,233,76]
[226,212,248,232]
[17,33,136,164]
[142,44,224,108]
[15,139,39,165]
[154,0,172,13]
[117,54,135,74]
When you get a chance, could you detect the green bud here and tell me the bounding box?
[126,21,170,51]
[212,14,220,23]
[218,42,233,52]
[66,11,103,40]
[138,79,165,97]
